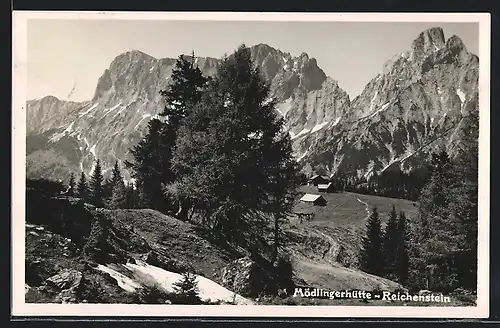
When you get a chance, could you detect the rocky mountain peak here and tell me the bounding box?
[410,27,446,61]
[445,34,467,53]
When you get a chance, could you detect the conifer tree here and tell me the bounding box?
[111,161,123,186]
[109,161,127,209]
[126,53,208,215]
[383,205,399,279]
[125,182,139,209]
[77,171,89,201]
[172,271,202,304]
[359,207,385,276]
[110,179,127,209]
[67,173,76,196]
[169,45,300,246]
[395,211,409,286]
[89,159,104,208]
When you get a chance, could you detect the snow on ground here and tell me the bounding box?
[117,261,254,305]
[96,265,141,293]
[310,121,329,134]
[78,103,99,117]
[291,128,311,140]
[457,89,466,104]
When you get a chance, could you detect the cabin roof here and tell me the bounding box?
[317,183,333,189]
[299,194,324,202]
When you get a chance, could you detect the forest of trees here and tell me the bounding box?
[328,165,430,201]
[358,108,479,293]
[359,206,409,286]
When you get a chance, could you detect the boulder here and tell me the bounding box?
[45,268,82,291]
[221,257,270,297]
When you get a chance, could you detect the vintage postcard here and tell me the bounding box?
[12,11,491,318]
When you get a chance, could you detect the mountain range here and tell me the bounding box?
[26,27,479,182]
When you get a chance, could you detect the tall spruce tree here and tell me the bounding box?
[169,45,300,249]
[89,159,104,208]
[395,211,409,286]
[126,53,208,215]
[110,179,127,209]
[111,161,123,186]
[67,173,76,196]
[383,205,399,279]
[109,160,127,209]
[359,207,385,276]
[77,171,89,201]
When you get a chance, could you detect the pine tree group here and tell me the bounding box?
[360,205,409,286]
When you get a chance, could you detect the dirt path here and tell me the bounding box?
[312,228,340,263]
[356,198,371,220]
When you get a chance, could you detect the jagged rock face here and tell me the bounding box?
[26,27,478,182]
[297,27,479,177]
[27,46,345,181]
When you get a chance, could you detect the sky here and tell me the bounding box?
[26,19,479,102]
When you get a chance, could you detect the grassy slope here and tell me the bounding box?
[286,187,419,292]
[27,192,474,306]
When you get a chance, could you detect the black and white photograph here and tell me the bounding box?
[12,12,490,318]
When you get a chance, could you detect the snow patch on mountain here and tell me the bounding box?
[297,150,308,161]
[104,102,122,113]
[112,104,130,118]
[310,121,329,134]
[367,102,391,119]
[369,91,379,111]
[121,261,254,305]
[90,144,97,159]
[96,265,140,293]
[49,122,76,142]
[457,89,466,104]
[291,128,311,140]
[78,103,99,117]
[134,114,152,130]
